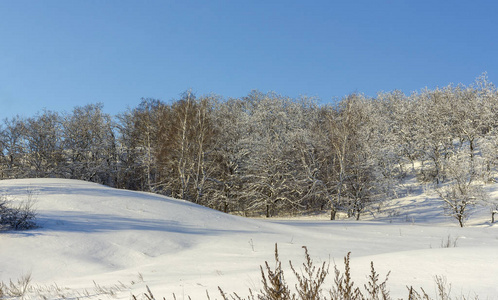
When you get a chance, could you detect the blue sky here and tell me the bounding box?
[1,1,497,120]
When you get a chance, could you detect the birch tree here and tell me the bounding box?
[157,91,217,204]
[117,98,169,191]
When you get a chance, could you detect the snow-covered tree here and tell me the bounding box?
[415,87,455,184]
[327,94,380,220]
[240,92,303,217]
[1,75,498,221]
[437,152,485,227]
[0,116,27,179]
[287,99,331,214]
[61,103,116,185]
[205,98,249,213]
[23,110,63,178]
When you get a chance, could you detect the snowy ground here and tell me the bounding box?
[0,178,497,299]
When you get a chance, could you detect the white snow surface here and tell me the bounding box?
[0,178,497,299]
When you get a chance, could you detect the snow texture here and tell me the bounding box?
[0,178,497,299]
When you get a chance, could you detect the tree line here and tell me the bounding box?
[1,75,497,221]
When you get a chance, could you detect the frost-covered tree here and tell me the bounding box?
[478,134,498,183]
[470,76,498,182]
[374,91,412,179]
[233,92,322,217]
[23,110,63,178]
[205,98,249,213]
[327,94,381,220]
[415,87,455,184]
[61,103,116,185]
[0,116,27,179]
[484,190,498,223]
[437,152,485,227]
[356,92,407,205]
[240,92,300,217]
[287,99,331,214]
[2,75,498,220]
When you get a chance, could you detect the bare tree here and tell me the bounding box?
[117,98,169,191]
[157,91,218,204]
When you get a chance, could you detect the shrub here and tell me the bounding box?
[132,244,476,300]
[217,244,392,300]
[0,195,37,231]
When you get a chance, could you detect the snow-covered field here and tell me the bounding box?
[0,178,497,299]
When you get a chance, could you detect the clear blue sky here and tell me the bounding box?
[1,1,497,120]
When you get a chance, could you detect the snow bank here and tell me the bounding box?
[0,178,497,299]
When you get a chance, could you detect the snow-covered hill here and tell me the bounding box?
[0,178,497,299]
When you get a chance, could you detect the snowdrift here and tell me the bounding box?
[0,178,497,299]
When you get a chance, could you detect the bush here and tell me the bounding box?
[0,195,37,231]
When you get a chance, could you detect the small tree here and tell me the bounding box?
[437,152,484,227]
[483,193,498,223]
[437,183,481,227]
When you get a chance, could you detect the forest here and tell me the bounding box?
[1,74,497,221]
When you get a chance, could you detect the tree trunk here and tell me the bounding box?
[330,206,336,220]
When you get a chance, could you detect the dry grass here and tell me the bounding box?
[132,244,478,300]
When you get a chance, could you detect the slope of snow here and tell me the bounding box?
[0,178,497,299]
